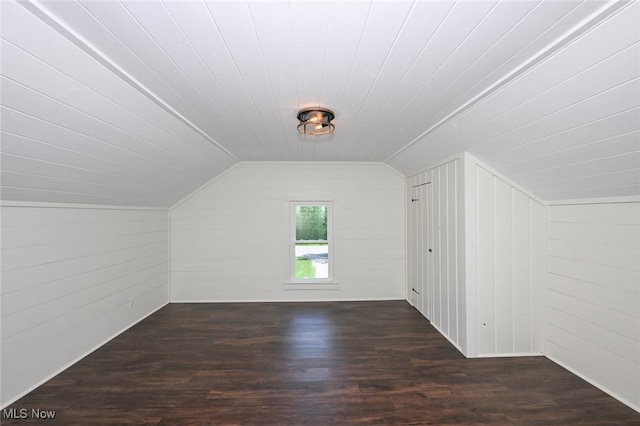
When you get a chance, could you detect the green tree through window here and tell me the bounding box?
[296,205,327,241]
[292,203,332,281]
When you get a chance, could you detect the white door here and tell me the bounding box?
[410,182,430,317]
[408,183,420,308]
[421,182,433,321]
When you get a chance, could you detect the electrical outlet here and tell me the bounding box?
[128,297,134,308]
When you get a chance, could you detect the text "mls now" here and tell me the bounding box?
[3,408,57,419]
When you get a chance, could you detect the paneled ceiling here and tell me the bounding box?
[1,0,638,206]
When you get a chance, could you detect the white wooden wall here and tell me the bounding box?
[407,154,544,357]
[407,157,466,352]
[1,204,169,407]
[170,162,405,302]
[545,201,640,412]
[464,155,546,357]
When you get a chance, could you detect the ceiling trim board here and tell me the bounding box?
[19,0,239,162]
[543,183,640,200]
[547,196,640,206]
[236,161,395,167]
[0,200,168,211]
[384,0,628,164]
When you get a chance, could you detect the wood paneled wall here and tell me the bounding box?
[406,157,465,353]
[170,162,405,302]
[407,154,545,357]
[1,204,169,407]
[545,201,640,412]
[465,156,546,357]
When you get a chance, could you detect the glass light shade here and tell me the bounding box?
[297,108,335,135]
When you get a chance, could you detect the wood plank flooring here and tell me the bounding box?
[3,301,638,424]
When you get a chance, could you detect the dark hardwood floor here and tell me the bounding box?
[3,301,638,425]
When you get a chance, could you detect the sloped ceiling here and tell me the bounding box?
[1,0,638,206]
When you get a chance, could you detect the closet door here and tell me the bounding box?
[408,183,421,308]
[421,181,433,321]
[410,180,432,319]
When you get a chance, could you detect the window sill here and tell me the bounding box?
[283,280,339,290]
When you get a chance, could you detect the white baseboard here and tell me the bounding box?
[169,298,405,303]
[545,354,640,414]
[471,352,545,358]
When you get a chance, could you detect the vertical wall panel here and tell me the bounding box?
[407,176,419,307]
[546,201,639,412]
[447,163,458,344]
[407,157,464,353]
[476,166,496,354]
[410,154,544,358]
[467,153,545,357]
[416,174,425,314]
[1,205,169,407]
[512,191,532,353]
[456,162,467,352]
[433,167,443,327]
[495,180,514,353]
[439,165,449,335]
[531,200,546,352]
[419,178,429,318]
[425,170,435,322]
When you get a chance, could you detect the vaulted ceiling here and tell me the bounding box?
[1,0,638,206]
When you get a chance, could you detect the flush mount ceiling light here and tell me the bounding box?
[296,107,335,136]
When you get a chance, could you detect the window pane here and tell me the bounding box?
[295,206,327,241]
[295,242,329,279]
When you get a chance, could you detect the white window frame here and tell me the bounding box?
[286,201,337,287]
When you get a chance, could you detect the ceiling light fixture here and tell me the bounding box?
[297,107,335,135]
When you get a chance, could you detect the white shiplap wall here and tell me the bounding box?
[1,0,237,207]
[171,162,405,302]
[389,1,640,200]
[464,154,546,357]
[1,204,169,407]
[407,153,545,357]
[407,157,466,353]
[546,201,640,412]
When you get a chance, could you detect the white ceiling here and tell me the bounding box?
[1,0,638,206]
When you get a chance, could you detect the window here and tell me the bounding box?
[291,202,333,282]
